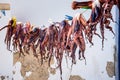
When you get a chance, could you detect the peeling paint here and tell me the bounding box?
[0,75,10,80]
[106,62,115,78]
[49,67,56,75]
[69,75,85,80]
[13,52,54,80]
[0,76,5,80]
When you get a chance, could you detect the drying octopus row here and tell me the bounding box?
[0,0,118,80]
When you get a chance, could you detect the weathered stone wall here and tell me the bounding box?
[13,51,54,80]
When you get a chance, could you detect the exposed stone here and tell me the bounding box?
[69,75,85,80]
[106,61,115,78]
[13,51,54,80]
[49,67,56,75]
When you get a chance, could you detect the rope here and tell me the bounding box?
[81,9,89,14]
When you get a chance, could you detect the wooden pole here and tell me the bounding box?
[0,3,10,10]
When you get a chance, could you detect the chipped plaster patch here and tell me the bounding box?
[13,51,55,80]
[106,61,115,78]
[69,75,85,80]
[49,67,56,75]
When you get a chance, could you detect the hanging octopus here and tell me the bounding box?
[71,0,118,49]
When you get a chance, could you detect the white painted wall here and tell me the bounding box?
[0,0,13,79]
[0,0,119,80]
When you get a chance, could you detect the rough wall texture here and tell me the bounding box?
[13,51,54,80]
[69,75,85,80]
[106,61,115,78]
[0,75,9,80]
[13,45,116,80]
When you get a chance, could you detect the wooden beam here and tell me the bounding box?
[0,3,10,10]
